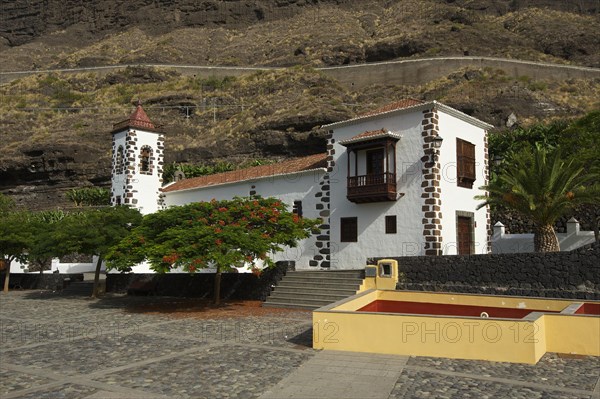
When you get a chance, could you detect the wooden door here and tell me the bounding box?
[366,148,384,175]
[457,216,473,255]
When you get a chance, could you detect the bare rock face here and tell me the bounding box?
[1,144,110,210]
[0,0,340,47]
[365,39,429,63]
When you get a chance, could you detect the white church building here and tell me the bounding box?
[110,99,493,270]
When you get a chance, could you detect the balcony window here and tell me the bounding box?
[340,129,401,203]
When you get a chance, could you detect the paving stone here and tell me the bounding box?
[0,368,54,396]
[94,344,311,399]
[14,383,98,399]
[140,317,313,349]
[390,369,593,399]
[1,333,197,376]
[406,353,600,391]
[1,291,598,399]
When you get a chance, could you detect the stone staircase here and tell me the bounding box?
[263,269,364,310]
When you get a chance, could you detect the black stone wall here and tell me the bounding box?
[105,262,290,300]
[0,273,84,291]
[370,243,600,300]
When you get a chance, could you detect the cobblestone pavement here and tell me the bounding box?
[1,291,599,399]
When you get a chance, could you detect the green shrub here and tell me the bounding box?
[66,187,111,206]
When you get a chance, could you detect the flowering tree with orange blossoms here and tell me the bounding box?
[106,197,319,304]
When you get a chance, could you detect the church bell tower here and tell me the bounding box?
[110,101,164,214]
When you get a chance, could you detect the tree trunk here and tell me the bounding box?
[3,258,11,293]
[91,256,103,298]
[214,265,221,305]
[534,224,560,252]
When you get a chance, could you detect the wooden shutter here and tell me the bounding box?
[457,138,476,188]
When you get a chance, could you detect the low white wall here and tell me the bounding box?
[10,257,103,274]
[491,218,596,253]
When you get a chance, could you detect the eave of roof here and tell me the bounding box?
[339,129,402,146]
[162,153,328,193]
[322,100,494,130]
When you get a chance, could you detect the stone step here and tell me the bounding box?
[287,270,364,278]
[263,269,364,309]
[279,276,364,284]
[263,296,337,307]
[276,281,361,290]
[268,291,352,302]
[262,301,322,310]
[271,286,358,296]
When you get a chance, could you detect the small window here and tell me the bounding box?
[380,263,392,277]
[293,200,303,219]
[116,146,124,174]
[340,217,358,242]
[385,215,397,234]
[457,138,476,188]
[115,196,122,206]
[140,146,152,174]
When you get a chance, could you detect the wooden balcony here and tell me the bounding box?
[347,172,398,203]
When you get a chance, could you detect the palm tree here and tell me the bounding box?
[477,147,600,252]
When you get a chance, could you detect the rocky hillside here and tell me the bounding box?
[1,0,599,71]
[1,65,598,210]
[0,0,599,211]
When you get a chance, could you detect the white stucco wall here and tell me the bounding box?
[111,128,163,215]
[329,111,428,268]
[491,220,596,253]
[436,110,489,255]
[163,168,326,269]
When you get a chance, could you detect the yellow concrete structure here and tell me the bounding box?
[313,290,599,364]
[358,259,399,292]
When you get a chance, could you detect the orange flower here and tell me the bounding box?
[215,239,223,246]
[565,191,575,200]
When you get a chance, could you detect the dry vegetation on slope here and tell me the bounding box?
[1,64,598,210]
[0,0,599,210]
[1,0,599,72]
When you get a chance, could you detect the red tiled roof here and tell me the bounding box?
[340,128,402,146]
[112,101,158,132]
[358,99,424,118]
[349,128,386,140]
[163,153,328,193]
[128,103,155,130]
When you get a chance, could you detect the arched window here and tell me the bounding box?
[116,146,124,174]
[140,146,153,174]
